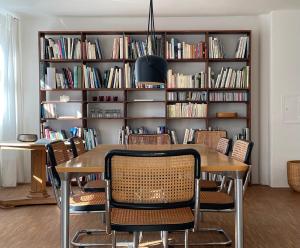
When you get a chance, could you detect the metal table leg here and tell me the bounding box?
[61,173,70,248]
[235,177,244,248]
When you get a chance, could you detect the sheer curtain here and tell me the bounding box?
[0,13,29,187]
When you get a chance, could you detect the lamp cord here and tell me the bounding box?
[146,0,157,56]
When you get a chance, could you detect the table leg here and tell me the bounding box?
[235,178,244,248]
[61,173,70,248]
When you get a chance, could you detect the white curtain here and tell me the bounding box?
[0,13,30,187]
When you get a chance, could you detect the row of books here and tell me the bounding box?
[167,103,207,118]
[43,127,67,140]
[167,69,206,89]
[165,39,207,59]
[124,63,136,88]
[83,65,122,89]
[40,37,81,60]
[209,92,248,102]
[43,66,82,89]
[42,103,57,118]
[235,36,249,59]
[83,128,98,150]
[208,66,250,89]
[118,126,149,144]
[83,39,103,59]
[209,37,224,59]
[167,92,208,102]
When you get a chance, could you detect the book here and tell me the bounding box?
[183,129,190,144]
[171,130,178,144]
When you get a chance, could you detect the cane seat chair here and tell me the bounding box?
[194,131,228,191]
[128,133,171,145]
[69,137,106,193]
[104,149,201,248]
[196,140,254,246]
[47,140,108,247]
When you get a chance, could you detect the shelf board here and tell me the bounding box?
[126,100,165,103]
[82,88,124,91]
[125,88,165,91]
[41,100,83,104]
[167,58,207,62]
[166,117,206,120]
[41,117,82,121]
[40,59,82,63]
[166,88,207,91]
[126,117,165,120]
[84,101,124,104]
[167,100,207,103]
[208,88,249,91]
[208,117,248,120]
[40,88,83,91]
[84,117,124,120]
[83,59,123,63]
[209,101,248,103]
[208,58,249,62]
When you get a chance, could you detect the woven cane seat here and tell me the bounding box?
[201,180,219,191]
[70,192,106,212]
[84,179,106,192]
[200,191,234,210]
[111,207,194,231]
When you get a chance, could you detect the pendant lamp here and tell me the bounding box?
[134,0,167,84]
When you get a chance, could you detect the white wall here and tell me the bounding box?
[20,15,263,183]
[269,10,300,187]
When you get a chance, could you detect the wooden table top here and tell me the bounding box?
[0,141,45,150]
[56,144,248,173]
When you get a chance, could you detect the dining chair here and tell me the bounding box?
[69,137,106,193]
[46,140,109,247]
[104,149,201,248]
[196,140,254,246]
[128,133,171,145]
[194,131,228,191]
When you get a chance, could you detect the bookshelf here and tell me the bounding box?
[39,30,251,143]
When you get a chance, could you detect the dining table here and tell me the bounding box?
[56,144,249,248]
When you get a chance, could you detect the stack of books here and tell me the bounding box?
[83,128,98,150]
[235,36,249,58]
[209,37,224,58]
[209,92,248,102]
[40,37,81,60]
[82,65,102,88]
[124,63,136,88]
[167,103,207,118]
[43,127,67,140]
[41,104,57,118]
[83,39,103,59]
[112,37,123,59]
[208,66,250,89]
[166,38,207,59]
[167,91,207,102]
[167,69,206,88]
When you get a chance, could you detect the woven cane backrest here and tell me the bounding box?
[70,137,86,157]
[106,150,200,207]
[128,134,171,145]
[231,140,253,164]
[194,131,226,149]
[216,138,231,155]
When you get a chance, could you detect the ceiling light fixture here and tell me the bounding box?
[134,0,167,85]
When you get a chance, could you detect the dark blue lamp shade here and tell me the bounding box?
[135,55,167,83]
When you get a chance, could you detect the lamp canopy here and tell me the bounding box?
[134,0,167,84]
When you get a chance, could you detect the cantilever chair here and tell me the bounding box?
[194,132,230,191]
[195,140,254,246]
[128,133,171,145]
[69,137,106,193]
[104,149,201,248]
[46,140,109,247]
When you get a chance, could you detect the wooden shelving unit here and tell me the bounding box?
[39,30,251,141]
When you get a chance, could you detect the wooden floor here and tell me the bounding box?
[0,185,300,248]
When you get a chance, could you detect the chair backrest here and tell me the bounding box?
[231,140,254,165]
[46,140,70,190]
[128,134,171,145]
[216,138,232,155]
[194,130,227,149]
[105,149,201,209]
[69,137,86,158]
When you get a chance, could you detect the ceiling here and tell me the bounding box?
[1,0,300,17]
